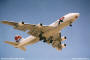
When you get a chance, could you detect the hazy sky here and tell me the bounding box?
[0,0,90,60]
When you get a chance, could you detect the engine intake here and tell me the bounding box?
[22,21,24,24]
[61,44,66,48]
[61,36,67,41]
[37,23,43,27]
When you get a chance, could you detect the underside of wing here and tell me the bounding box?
[56,20,71,32]
[1,21,54,36]
[1,21,37,31]
[43,32,66,51]
[44,20,71,35]
[4,41,18,46]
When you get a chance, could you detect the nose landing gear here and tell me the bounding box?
[69,22,72,27]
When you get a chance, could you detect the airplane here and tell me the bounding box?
[0,13,80,51]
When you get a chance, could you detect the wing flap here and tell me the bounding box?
[56,20,71,31]
[1,21,36,32]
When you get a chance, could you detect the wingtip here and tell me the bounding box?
[0,21,2,23]
[4,41,8,43]
[0,21,5,23]
[0,21,8,23]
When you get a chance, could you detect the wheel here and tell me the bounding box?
[69,24,72,27]
[64,44,66,46]
[69,22,72,27]
[49,40,53,43]
[43,40,47,42]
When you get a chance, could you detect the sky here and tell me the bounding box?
[0,0,90,60]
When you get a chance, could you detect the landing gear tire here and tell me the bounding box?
[64,44,66,47]
[69,22,72,27]
[49,40,53,43]
[69,24,72,27]
[43,40,47,42]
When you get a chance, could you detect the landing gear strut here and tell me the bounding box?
[69,22,72,27]
[64,36,67,39]
[40,23,43,26]
[39,31,44,40]
[39,31,47,42]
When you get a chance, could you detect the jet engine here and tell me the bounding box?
[61,36,67,41]
[18,21,24,26]
[37,23,43,27]
[61,44,66,48]
[21,21,24,24]
[55,44,66,51]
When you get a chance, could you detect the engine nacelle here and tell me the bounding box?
[61,36,67,41]
[18,21,24,26]
[37,23,43,27]
[55,44,66,51]
[61,44,66,48]
[22,21,24,24]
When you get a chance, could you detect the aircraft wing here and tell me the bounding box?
[44,20,71,38]
[0,21,37,31]
[0,21,53,36]
[56,20,71,32]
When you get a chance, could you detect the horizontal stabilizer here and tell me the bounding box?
[4,41,18,46]
[4,41,26,51]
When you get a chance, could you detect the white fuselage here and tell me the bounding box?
[49,13,80,27]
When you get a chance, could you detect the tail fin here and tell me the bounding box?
[4,41,26,51]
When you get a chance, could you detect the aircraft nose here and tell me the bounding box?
[76,13,80,16]
[74,13,80,19]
